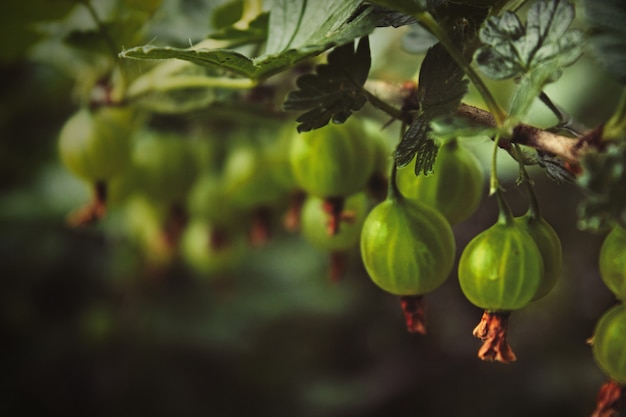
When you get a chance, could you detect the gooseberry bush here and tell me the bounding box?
[9,0,626,415]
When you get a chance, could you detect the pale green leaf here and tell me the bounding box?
[583,0,626,84]
[120,2,382,81]
[474,0,584,80]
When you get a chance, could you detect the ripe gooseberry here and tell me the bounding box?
[181,219,247,277]
[599,225,626,300]
[396,138,483,224]
[360,169,455,333]
[590,304,626,416]
[289,117,376,198]
[515,211,562,301]
[223,134,292,210]
[59,107,135,182]
[592,304,626,385]
[301,192,369,252]
[289,117,376,237]
[458,192,542,362]
[123,195,176,266]
[132,130,198,206]
[301,192,370,281]
[58,106,136,224]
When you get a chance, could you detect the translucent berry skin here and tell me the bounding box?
[599,226,626,300]
[58,107,134,182]
[132,131,197,204]
[396,139,483,224]
[515,213,562,301]
[181,219,246,276]
[592,304,626,385]
[458,221,542,311]
[223,140,290,209]
[289,118,376,198]
[360,198,455,296]
[301,192,369,252]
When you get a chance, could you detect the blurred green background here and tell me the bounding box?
[1,1,624,416]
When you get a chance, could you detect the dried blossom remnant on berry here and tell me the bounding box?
[472,311,517,364]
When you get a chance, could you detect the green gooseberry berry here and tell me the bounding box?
[396,138,483,225]
[289,117,376,198]
[599,225,626,300]
[360,197,456,296]
[515,212,562,301]
[301,192,369,252]
[58,106,135,182]
[458,209,542,312]
[592,304,626,385]
[181,219,247,276]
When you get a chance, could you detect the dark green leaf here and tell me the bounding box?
[283,37,371,132]
[395,42,467,169]
[536,151,575,184]
[366,0,427,15]
[577,141,626,231]
[474,0,584,80]
[395,118,439,174]
[0,0,77,62]
[416,43,468,118]
[394,117,425,170]
[372,8,418,28]
[207,12,269,45]
[583,0,626,84]
[64,16,146,55]
[211,0,244,30]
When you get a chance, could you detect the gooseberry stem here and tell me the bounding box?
[387,160,404,203]
[489,132,502,195]
[414,12,506,126]
[361,88,409,123]
[495,188,515,226]
[79,0,129,91]
[513,143,541,220]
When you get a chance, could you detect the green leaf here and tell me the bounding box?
[578,141,626,231]
[417,43,468,119]
[536,151,575,184]
[125,59,241,113]
[474,0,584,80]
[207,12,269,45]
[0,0,77,62]
[583,0,626,84]
[283,37,370,132]
[211,0,244,30]
[64,16,146,55]
[396,118,439,175]
[120,2,383,81]
[366,0,427,15]
[395,42,468,168]
[124,0,162,14]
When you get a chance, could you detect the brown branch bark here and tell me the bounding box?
[457,103,599,165]
[364,80,599,166]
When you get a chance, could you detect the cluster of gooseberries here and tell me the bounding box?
[591,225,626,416]
[57,61,624,417]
